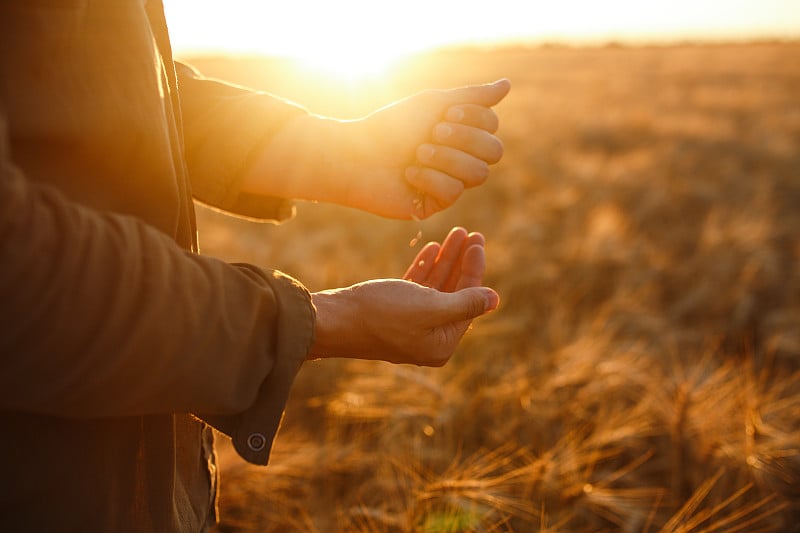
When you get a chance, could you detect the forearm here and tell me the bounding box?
[239,112,358,205]
[0,155,314,419]
[176,61,308,220]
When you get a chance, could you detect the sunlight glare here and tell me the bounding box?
[165,0,800,80]
[286,40,405,82]
[166,0,433,82]
[262,0,420,81]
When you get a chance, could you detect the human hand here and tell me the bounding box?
[309,227,499,366]
[338,79,511,219]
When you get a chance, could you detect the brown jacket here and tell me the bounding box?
[0,1,315,530]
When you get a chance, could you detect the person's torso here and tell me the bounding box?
[0,1,214,530]
[0,0,193,244]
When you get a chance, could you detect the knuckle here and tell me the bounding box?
[417,144,437,164]
[466,298,485,320]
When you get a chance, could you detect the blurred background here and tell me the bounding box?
[164,2,800,531]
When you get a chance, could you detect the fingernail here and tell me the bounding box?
[434,123,452,140]
[417,144,435,163]
[446,107,464,122]
[484,290,500,312]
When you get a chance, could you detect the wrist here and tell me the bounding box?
[309,289,356,359]
[240,114,350,203]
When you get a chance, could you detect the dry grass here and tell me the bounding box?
[187,41,800,532]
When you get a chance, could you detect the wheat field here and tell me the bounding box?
[187,42,800,532]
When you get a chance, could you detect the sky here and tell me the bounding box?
[164,1,800,76]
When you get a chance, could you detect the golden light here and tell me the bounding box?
[165,0,800,83]
[238,1,427,83]
[164,0,456,83]
[279,37,408,83]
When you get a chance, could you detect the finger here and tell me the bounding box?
[467,231,486,247]
[434,287,500,324]
[403,242,440,283]
[405,166,465,210]
[454,244,486,291]
[426,227,468,290]
[434,123,504,164]
[442,233,483,291]
[444,232,486,292]
[416,144,489,188]
[445,104,500,133]
[422,284,499,367]
[442,79,511,108]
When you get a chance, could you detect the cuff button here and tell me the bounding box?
[247,433,267,452]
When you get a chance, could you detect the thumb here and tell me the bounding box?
[445,79,511,107]
[446,287,500,322]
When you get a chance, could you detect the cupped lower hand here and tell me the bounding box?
[340,79,511,220]
[309,227,499,366]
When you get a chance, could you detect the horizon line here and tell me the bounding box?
[174,33,800,58]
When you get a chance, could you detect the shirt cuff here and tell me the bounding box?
[199,269,315,465]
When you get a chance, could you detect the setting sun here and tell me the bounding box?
[274,25,412,82]
[209,1,428,81]
[164,0,454,81]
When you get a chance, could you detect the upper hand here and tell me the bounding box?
[340,79,511,219]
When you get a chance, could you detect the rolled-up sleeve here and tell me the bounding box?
[0,114,314,464]
[176,62,308,222]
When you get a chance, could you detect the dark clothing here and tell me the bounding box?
[0,1,315,531]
